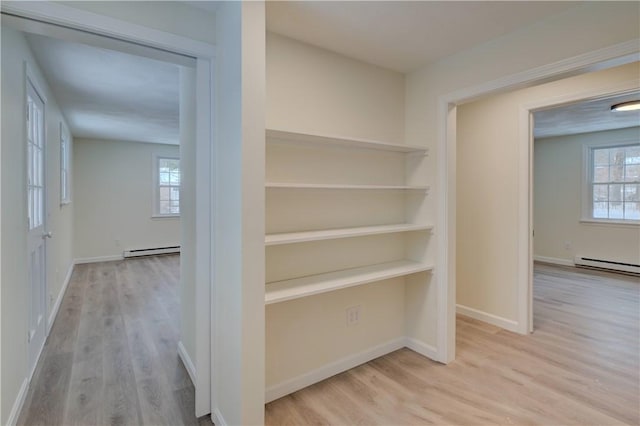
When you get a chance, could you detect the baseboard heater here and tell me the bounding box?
[574,256,640,275]
[123,246,181,258]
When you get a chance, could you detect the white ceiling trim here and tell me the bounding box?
[1,1,216,58]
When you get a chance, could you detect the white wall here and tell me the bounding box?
[456,63,639,324]
[267,32,405,143]
[1,27,75,425]
[534,127,640,266]
[405,1,640,349]
[73,138,180,261]
[213,2,265,425]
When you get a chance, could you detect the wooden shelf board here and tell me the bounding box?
[266,182,429,191]
[265,223,433,246]
[266,129,427,153]
[265,260,433,305]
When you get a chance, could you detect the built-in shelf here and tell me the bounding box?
[265,223,433,246]
[265,260,433,305]
[266,182,429,191]
[266,129,427,154]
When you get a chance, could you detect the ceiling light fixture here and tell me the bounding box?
[611,100,640,112]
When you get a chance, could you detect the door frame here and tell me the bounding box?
[437,40,639,361]
[520,80,640,333]
[25,64,48,380]
[1,2,217,417]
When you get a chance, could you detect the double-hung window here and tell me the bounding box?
[586,143,640,222]
[154,155,180,217]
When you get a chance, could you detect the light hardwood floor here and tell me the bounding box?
[19,259,639,425]
[265,263,640,425]
[17,255,212,426]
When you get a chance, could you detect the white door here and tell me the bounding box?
[26,78,47,376]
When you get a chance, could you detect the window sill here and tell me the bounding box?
[152,214,180,219]
[580,218,640,227]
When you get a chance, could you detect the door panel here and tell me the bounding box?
[26,78,47,376]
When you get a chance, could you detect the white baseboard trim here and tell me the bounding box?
[533,255,574,267]
[47,262,74,335]
[6,378,29,426]
[177,341,196,387]
[265,337,405,403]
[211,407,228,426]
[456,304,519,333]
[74,255,123,264]
[404,337,439,362]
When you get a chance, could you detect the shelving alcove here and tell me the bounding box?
[264,128,435,402]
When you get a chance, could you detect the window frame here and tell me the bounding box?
[60,122,72,205]
[581,139,640,225]
[152,153,181,218]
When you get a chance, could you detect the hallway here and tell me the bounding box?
[17,255,210,426]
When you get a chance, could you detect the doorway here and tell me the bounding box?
[1,7,214,419]
[530,90,640,329]
[448,61,639,360]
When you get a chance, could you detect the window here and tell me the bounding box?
[60,123,71,205]
[586,143,640,222]
[154,156,180,217]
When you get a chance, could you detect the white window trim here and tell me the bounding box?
[581,139,640,226]
[152,153,180,218]
[59,122,72,205]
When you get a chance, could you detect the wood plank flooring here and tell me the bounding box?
[17,255,212,426]
[19,258,639,425]
[265,264,640,425]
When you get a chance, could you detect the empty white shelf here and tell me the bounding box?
[266,182,429,191]
[266,129,427,153]
[265,223,433,246]
[265,260,433,305]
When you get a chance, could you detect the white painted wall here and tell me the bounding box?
[405,1,640,350]
[73,138,180,261]
[213,2,265,425]
[1,27,75,425]
[456,63,639,323]
[267,32,405,143]
[534,127,640,266]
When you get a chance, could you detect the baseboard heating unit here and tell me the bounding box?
[574,256,640,275]
[123,246,181,258]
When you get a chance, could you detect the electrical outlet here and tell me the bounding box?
[115,238,121,247]
[49,292,54,307]
[346,305,361,327]
[564,241,572,250]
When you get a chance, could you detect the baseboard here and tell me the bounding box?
[533,255,574,267]
[404,337,439,361]
[74,254,123,264]
[211,407,228,426]
[265,337,405,403]
[6,378,29,426]
[456,304,519,333]
[177,341,196,387]
[48,262,74,335]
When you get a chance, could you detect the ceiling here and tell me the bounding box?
[26,33,180,145]
[23,1,625,146]
[266,1,582,73]
[534,93,640,139]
